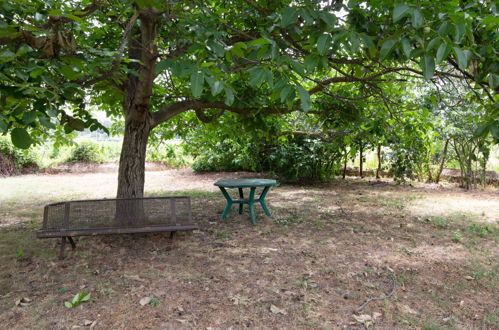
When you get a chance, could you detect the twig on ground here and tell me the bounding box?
[355,274,397,312]
[336,201,351,218]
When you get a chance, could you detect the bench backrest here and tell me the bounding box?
[42,196,192,230]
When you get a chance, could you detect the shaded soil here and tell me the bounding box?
[0,168,497,329]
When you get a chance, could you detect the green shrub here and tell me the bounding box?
[146,141,188,167]
[0,137,38,171]
[268,137,342,182]
[66,142,101,163]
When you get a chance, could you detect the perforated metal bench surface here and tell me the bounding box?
[36,196,197,258]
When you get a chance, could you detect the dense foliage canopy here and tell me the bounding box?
[0,0,497,194]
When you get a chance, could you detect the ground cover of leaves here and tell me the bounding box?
[0,169,497,329]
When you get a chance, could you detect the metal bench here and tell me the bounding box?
[36,196,197,259]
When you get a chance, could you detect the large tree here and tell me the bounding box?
[0,0,497,197]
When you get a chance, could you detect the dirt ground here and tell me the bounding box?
[0,165,497,329]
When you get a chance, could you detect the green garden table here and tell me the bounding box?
[214,178,277,225]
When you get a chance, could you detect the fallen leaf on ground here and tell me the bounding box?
[15,297,31,307]
[270,304,287,315]
[139,297,151,306]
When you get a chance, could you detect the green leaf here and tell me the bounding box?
[280,85,293,102]
[304,55,320,72]
[155,60,171,73]
[491,122,499,139]
[59,65,80,80]
[452,47,468,70]
[22,111,36,124]
[296,86,311,111]
[401,38,411,58]
[0,49,15,62]
[250,38,270,46]
[474,125,489,137]
[224,87,234,106]
[420,55,435,81]
[39,117,56,129]
[263,69,273,87]
[360,34,375,53]
[81,293,91,302]
[437,22,450,36]
[249,68,266,86]
[380,39,398,60]
[0,120,7,133]
[316,34,332,55]
[426,37,440,51]
[281,8,299,27]
[454,21,465,43]
[488,73,499,89]
[10,128,32,149]
[319,11,337,27]
[16,44,33,56]
[230,44,245,57]
[289,60,305,76]
[64,301,73,308]
[436,42,450,63]
[190,71,204,98]
[72,292,84,304]
[210,80,223,96]
[393,3,410,22]
[411,8,423,29]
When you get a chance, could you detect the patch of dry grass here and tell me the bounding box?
[0,172,497,329]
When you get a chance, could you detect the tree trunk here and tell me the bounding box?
[376,143,381,179]
[435,138,449,183]
[116,8,158,199]
[117,117,152,198]
[426,162,433,183]
[342,147,348,179]
[359,142,364,178]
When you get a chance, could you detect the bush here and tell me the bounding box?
[0,137,38,175]
[268,137,342,182]
[190,135,342,182]
[66,142,101,163]
[146,141,189,167]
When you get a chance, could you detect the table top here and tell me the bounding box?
[214,178,277,188]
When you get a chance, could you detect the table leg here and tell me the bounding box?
[219,187,233,220]
[238,188,244,214]
[248,187,256,225]
[259,186,272,216]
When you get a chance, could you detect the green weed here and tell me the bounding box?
[468,223,496,238]
[64,291,91,308]
[428,216,447,228]
[452,231,463,243]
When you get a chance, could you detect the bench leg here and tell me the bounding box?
[59,237,67,260]
[170,231,177,248]
[238,188,244,214]
[68,236,77,249]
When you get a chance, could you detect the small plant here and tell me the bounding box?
[314,221,325,227]
[67,142,100,163]
[64,291,91,308]
[428,216,447,228]
[452,231,463,243]
[150,297,161,307]
[468,223,496,238]
[16,250,25,260]
[58,288,68,294]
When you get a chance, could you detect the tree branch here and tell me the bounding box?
[151,101,291,127]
